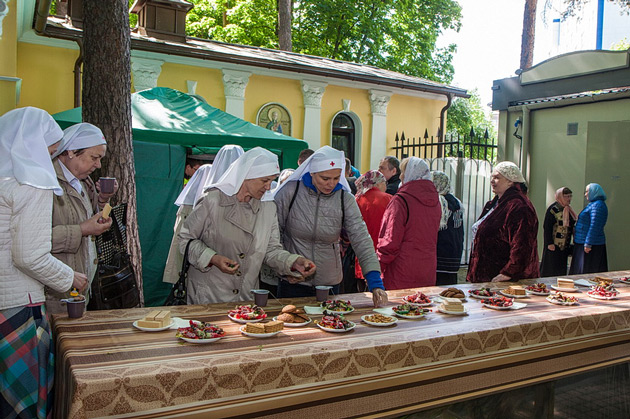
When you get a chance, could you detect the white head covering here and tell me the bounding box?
[273,145,351,195]
[402,157,431,183]
[494,161,526,184]
[431,171,451,230]
[174,145,244,206]
[0,107,63,196]
[52,123,107,158]
[205,147,280,196]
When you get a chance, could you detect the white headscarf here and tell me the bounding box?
[205,147,280,196]
[494,161,526,184]
[431,171,452,230]
[174,145,244,206]
[273,145,351,195]
[0,107,63,196]
[402,157,431,183]
[52,123,107,158]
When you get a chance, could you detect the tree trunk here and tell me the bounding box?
[82,0,144,305]
[520,0,537,70]
[278,0,292,51]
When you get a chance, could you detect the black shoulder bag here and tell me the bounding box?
[164,240,192,306]
[90,203,141,310]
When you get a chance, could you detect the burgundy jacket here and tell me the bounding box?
[377,179,441,289]
[467,185,540,283]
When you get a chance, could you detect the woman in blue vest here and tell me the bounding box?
[569,183,608,274]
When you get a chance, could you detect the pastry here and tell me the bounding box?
[505,285,526,295]
[440,297,464,312]
[137,310,171,328]
[557,278,574,289]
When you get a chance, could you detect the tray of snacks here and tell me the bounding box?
[438,287,466,301]
[274,305,311,326]
[228,304,267,323]
[546,293,579,306]
[499,286,528,299]
[402,291,433,307]
[316,312,355,332]
[240,321,284,338]
[320,299,354,314]
[176,320,225,343]
[525,283,550,296]
[468,288,497,299]
[587,284,619,300]
[392,304,427,319]
[361,313,398,326]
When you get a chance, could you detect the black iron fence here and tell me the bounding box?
[392,128,497,163]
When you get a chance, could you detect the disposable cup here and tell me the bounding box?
[252,289,269,307]
[315,286,332,302]
[66,299,86,318]
[99,177,116,194]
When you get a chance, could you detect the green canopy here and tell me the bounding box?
[54,87,308,306]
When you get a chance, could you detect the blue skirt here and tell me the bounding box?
[569,243,608,275]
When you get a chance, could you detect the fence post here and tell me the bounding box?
[455,134,465,200]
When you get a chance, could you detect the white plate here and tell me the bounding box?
[551,285,578,293]
[402,296,433,307]
[392,311,426,319]
[482,303,513,310]
[468,291,497,300]
[239,325,281,338]
[321,307,355,315]
[361,314,397,326]
[587,292,618,300]
[525,289,550,296]
[499,290,528,299]
[546,296,578,306]
[179,336,222,344]
[617,277,630,284]
[437,307,468,315]
[133,320,175,332]
[574,279,598,287]
[316,321,356,333]
[434,295,467,303]
[228,313,266,324]
[272,316,311,327]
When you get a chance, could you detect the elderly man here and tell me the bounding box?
[378,156,401,195]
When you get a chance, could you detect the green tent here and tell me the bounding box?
[54,87,308,306]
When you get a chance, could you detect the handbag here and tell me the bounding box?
[164,239,192,306]
[89,203,140,310]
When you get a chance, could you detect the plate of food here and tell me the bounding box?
[546,293,579,306]
[499,286,528,299]
[274,305,311,326]
[239,322,283,338]
[361,313,398,326]
[316,312,355,332]
[525,283,550,296]
[392,304,427,319]
[468,287,497,299]
[320,299,354,314]
[402,291,433,307]
[228,304,267,323]
[133,310,174,331]
[587,284,619,300]
[133,320,175,332]
[437,306,469,315]
[176,320,225,343]
[482,296,514,310]
[551,278,578,293]
[617,276,630,284]
[438,287,466,301]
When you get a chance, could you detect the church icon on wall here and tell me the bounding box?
[257,103,291,136]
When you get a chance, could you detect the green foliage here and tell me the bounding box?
[446,90,496,142]
[611,38,630,50]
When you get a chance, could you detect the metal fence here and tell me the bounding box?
[392,129,498,264]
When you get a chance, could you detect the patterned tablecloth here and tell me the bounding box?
[52,272,630,418]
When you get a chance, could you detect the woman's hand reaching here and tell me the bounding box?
[210,255,239,274]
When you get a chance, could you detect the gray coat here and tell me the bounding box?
[275,181,380,287]
[178,188,300,304]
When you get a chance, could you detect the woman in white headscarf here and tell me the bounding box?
[377,157,441,289]
[273,146,388,307]
[178,147,315,304]
[45,123,114,314]
[467,161,539,283]
[163,145,244,284]
[431,171,464,285]
[0,107,87,419]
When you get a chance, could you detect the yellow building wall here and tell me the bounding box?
[17,43,78,114]
[151,62,225,110]
[387,94,445,157]
[0,1,18,115]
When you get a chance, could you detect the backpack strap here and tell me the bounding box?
[340,188,345,228]
[284,181,300,227]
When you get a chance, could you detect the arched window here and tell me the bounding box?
[332,113,355,164]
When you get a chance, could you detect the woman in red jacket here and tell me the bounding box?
[354,170,392,287]
[377,157,441,289]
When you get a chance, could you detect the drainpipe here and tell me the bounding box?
[438,93,453,157]
[73,39,83,108]
[34,0,53,34]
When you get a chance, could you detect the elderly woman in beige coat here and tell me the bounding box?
[178,147,316,304]
[46,123,115,313]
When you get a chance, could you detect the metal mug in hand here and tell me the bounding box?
[99,177,116,194]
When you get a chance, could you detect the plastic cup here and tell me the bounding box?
[99,177,116,194]
[315,286,332,302]
[67,299,86,318]
[252,289,269,307]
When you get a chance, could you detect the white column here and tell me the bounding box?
[301,80,327,149]
[0,0,9,38]
[369,89,392,169]
[130,57,164,92]
[222,69,251,119]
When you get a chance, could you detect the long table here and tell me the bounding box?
[52,272,630,418]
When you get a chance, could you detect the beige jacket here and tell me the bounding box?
[178,188,301,304]
[163,204,192,284]
[46,160,99,313]
[0,179,73,310]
